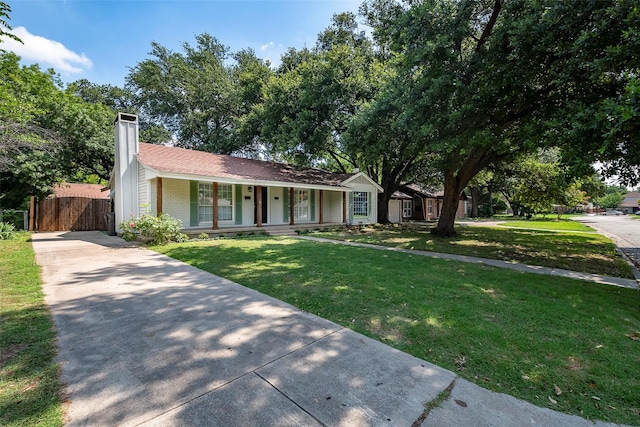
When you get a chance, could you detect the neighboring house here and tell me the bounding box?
[619,191,640,214]
[50,183,110,199]
[389,184,468,223]
[111,113,382,231]
[388,190,413,223]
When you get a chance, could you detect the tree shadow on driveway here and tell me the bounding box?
[32,232,454,427]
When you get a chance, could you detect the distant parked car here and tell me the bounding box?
[602,210,623,215]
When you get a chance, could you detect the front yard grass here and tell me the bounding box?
[155,237,640,425]
[312,222,633,279]
[0,233,63,427]
[493,219,596,232]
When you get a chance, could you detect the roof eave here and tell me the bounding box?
[139,164,352,192]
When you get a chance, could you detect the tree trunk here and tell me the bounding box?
[510,202,521,216]
[377,163,410,225]
[487,192,494,216]
[470,186,480,218]
[378,192,392,224]
[432,147,497,236]
[432,173,461,237]
[501,191,519,217]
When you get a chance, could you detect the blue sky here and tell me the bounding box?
[1,0,361,87]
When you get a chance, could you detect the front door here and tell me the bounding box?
[254,186,268,224]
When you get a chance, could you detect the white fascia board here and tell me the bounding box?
[140,167,352,192]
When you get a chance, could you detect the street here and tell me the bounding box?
[574,214,640,272]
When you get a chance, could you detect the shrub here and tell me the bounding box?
[0,210,25,230]
[0,222,17,240]
[198,232,209,240]
[119,213,184,245]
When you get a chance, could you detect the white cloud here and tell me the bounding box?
[0,26,92,74]
[260,41,274,51]
[257,41,285,68]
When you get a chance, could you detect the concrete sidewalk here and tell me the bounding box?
[297,236,639,290]
[32,232,623,426]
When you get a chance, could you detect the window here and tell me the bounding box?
[427,199,434,215]
[353,191,369,217]
[402,200,412,218]
[218,184,233,221]
[198,183,213,222]
[294,189,308,219]
[199,183,234,223]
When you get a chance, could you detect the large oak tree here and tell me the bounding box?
[256,13,437,222]
[363,0,639,236]
[126,34,272,155]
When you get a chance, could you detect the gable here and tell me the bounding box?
[341,172,383,192]
[350,176,373,186]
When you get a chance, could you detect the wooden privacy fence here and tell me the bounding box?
[38,197,112,232]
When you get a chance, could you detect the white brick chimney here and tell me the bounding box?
[113,113,139,229]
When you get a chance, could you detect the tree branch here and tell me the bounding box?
[476,0,503,52]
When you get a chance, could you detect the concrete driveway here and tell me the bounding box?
[32,231,620,427]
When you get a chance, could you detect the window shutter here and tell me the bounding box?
[310,189,316,221]
[234,185,242,225]
[367,192,372,218]
[189,181,198,227]
[282,188,289,223]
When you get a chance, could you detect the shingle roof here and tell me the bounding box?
[137,143,354,187]
[402,184,437,198]
[399,184,467,200]
[50,183,110,199]
[390,190,412,199]
[620,191,640,208]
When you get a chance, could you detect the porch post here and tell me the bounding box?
[422,197,427,220]
[342,192,346,223]
[256,185,263,227]
[156,177,163,216]
[212,182,219,230]
[289,187,295,225]
[319,190,324,224]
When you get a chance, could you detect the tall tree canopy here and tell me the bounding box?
[69,79,172,144]
[255,13,437,222]
[256,12,382,169]
[0,53,114,207]
[491,149,587,218]
[362,0,640,236]
[126,34,272,155]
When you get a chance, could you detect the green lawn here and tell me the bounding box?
[311,223,633,279]
[493,219,596,232]
[155,237,640,425]
[0,234,63,427]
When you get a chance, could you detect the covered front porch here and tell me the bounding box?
[145,177,354,230]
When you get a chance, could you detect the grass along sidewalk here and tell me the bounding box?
[310,222,633,279]
[155,237,640,425]
[492,220,597,232]
[0,233,63,427]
